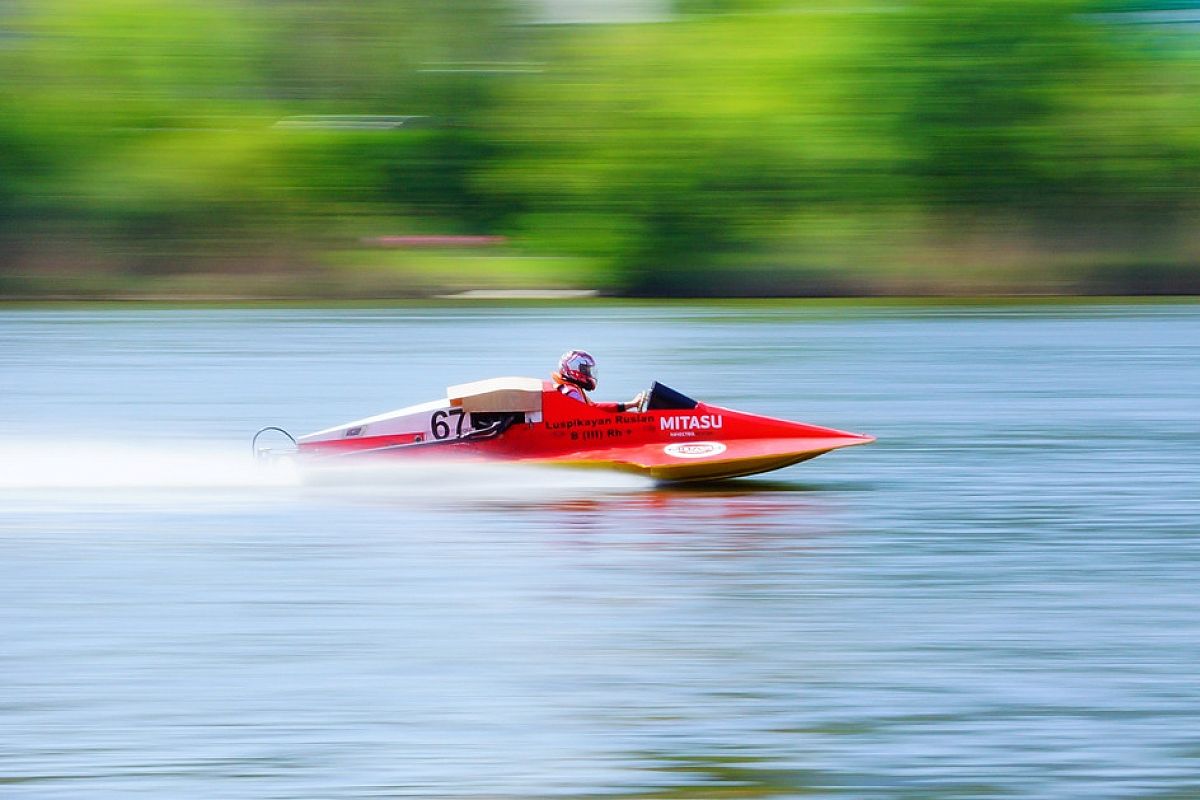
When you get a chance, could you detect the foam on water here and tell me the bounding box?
[0,439,648,509]
[0,440,298,490]
[301,458,647,499]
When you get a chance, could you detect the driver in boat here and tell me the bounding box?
[554,349,644,413]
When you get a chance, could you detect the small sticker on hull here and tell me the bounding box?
[663,441,727,459]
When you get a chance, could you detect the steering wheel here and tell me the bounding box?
[635,385,653,413]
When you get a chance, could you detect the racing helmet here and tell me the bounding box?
[557,349,598,392]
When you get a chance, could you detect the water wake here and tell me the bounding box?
[0,440,647,500]
[0,440,298,491]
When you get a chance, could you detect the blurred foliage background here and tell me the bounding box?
[2,0,1200,297]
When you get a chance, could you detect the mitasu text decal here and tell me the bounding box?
[659,415,723,431]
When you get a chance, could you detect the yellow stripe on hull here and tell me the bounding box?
[543,450,833,483]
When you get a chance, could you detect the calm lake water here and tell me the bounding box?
[1,303,1198,799]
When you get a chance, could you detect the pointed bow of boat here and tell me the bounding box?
[551,424,875,483]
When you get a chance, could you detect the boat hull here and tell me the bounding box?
[288,378,873,482]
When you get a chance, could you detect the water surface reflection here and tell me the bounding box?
[2,304,1198,798]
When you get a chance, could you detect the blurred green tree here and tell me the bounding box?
[878,0,1200,215]
[486,12,890,293]
[1,0,1199,294]
[0,0,518,275]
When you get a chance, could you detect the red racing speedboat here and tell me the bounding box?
[254,377,873,482]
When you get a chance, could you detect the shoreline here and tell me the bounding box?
[2,294,1197,309]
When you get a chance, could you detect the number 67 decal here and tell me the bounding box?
[430,408,468,440]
